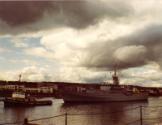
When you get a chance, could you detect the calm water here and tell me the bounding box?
[0,97,162,125]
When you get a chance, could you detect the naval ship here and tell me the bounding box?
[62,70,148,102]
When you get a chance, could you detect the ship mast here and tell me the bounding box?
[112,65,119,85]
[19,74,22,82]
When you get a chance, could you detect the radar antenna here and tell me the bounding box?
[112,64,119,85]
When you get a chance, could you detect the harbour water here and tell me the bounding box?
[1,97,162,125]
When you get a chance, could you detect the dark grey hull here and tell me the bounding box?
[4,98,52,107]
[62,91,148,102]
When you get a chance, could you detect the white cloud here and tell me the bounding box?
[24,47,55,59]
[0,48,8,53]
[39,20,139,66]
[120,63,162,86]
[0,66,101,83]
[1,63,162,87]
[0,66,52,82]
[9,59,37,66]
[20,66,51,82]
[114,45,147,64]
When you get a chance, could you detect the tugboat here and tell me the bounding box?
[3,74,52,107]
[3,91,52,107]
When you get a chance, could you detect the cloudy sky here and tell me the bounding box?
[1,0,162,87]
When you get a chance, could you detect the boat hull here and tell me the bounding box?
[4,98,52,107]
[62,91,148,103]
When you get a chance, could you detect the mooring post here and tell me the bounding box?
[140,106,143,125]
[65,113,68,125]
[23,118,28,125]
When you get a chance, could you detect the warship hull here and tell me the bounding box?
[62,91,148,102]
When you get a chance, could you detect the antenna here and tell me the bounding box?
[114,64,117,76]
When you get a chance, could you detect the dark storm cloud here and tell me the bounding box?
[0,1,52,26]
[80,24,162,70]
[54,0,132,29]
[0,0,133,34]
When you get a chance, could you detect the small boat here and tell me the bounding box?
[3,91,52,107]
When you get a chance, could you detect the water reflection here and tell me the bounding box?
[61,101,148,125]
[3,107,34,123]
[0,98,161,125]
